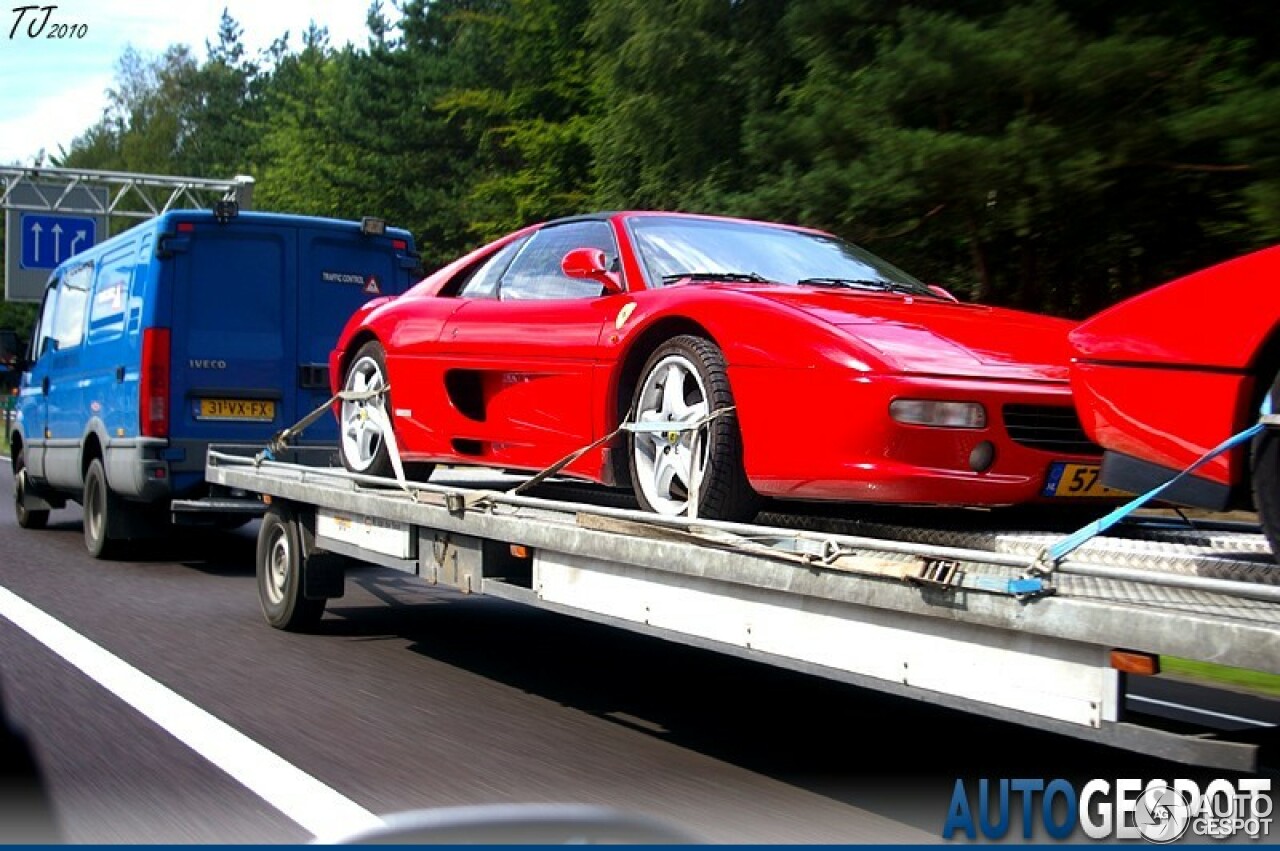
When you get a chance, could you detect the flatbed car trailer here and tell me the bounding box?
[205,446,1280,773]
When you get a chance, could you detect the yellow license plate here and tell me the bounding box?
[198,399,276,422]
[1042,462,1126,498]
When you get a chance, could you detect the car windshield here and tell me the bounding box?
[627,215,934,297]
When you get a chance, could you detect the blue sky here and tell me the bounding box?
[0,1,385,166]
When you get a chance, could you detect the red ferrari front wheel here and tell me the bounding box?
[627,336,759,521]
[1251,369,1280,563]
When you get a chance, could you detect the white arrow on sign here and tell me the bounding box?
[51,223,63,262]
[30,222,42,262]
[69,230,86,255]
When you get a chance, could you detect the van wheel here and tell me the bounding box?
[256,506,325,631]
[13,448,49,530]
[83,458,122,559]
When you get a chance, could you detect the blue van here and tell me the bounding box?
[10,209,419,557]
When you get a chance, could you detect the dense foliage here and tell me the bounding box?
[41,0,1280,317]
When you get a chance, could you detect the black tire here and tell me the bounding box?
[82,458,123,559]
[627,335,760,521]
[256,506,325,631]
[1252,370,1280,562]
[338,340,435,483]
[13,447,49,531]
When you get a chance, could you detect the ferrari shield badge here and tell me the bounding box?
[615,302,636,330]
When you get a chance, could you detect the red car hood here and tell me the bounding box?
[736,287,1075,381]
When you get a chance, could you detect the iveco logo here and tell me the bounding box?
[189,359,227,370]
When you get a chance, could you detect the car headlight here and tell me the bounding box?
[889,399,987,429]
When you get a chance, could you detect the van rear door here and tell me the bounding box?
[167,221,297,449]
[294,224,417,442]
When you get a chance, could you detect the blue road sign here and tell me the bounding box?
[19,213,97,270]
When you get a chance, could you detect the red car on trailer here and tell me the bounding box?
[331,211,1109,520]
[1068,245,1280,551]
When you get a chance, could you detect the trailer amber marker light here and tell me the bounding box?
[1110,650,1160,676]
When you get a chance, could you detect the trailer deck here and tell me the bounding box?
[206,446,1280,772]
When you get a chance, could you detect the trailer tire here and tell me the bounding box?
[1252,370,1280,563]
[257,506,326,631]
[13,447,49,531]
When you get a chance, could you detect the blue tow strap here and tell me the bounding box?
[1038,396,1272,569]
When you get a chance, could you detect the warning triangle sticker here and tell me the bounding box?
[363,275,381,294]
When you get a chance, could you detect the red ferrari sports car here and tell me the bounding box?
[330,211,1107,520]
[1069,244,1280,550]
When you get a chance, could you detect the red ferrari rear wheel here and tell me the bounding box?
[628,336,760,521]
[340,341,397,478]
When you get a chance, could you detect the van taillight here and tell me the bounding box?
[392,239,407,250]
[140,328,171,438]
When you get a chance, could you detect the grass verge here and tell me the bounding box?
[1161,657,1280,698]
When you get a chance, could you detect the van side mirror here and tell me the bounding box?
[561,248,624,294]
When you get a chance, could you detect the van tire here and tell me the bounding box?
[83,458,123,559]
[13,448,49,531]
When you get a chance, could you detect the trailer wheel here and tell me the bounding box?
[1252,370,1280,562]
[256,506,325,631]
[13,447,49,531]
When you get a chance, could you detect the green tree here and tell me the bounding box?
[588,0,797,213]
[730,0,1280,315]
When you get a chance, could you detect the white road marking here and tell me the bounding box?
[0,585,384,840]
[1128,693,1274,727]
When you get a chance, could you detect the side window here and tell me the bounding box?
[51,262,92,351]
[499,221,616,301]
[88,245,133,343]
[31,281,59,360]
[457,236,529,299]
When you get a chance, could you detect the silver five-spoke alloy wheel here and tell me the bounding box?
[341,354,388,473]
[632,354,711,516]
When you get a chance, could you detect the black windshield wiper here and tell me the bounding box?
[661,271,770,285]
[797,277,922,295]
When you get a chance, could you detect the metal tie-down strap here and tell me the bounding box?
[508,406,736,520]
[255,386,386,465]
[1032,394,1274,575]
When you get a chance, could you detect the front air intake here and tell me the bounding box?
[1002,405,1100,455]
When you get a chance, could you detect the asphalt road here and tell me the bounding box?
[0,465,1277,844]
